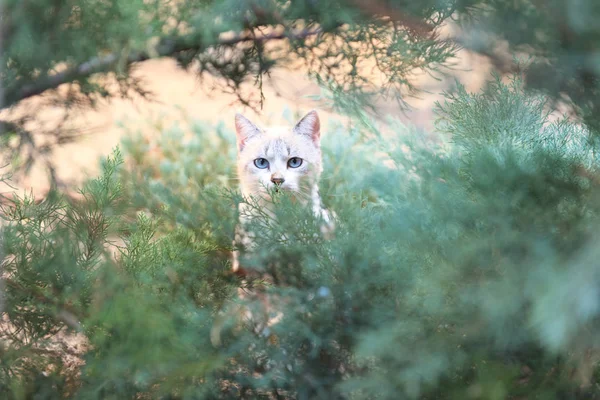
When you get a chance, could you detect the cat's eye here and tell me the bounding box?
[253,158,269,169]
[288,157,303,168]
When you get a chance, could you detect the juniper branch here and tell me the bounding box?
[6,27,323,108]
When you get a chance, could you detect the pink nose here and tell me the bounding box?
[271,176,284,185]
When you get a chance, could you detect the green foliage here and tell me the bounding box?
[3,73,600,398]
[456,0,600,133]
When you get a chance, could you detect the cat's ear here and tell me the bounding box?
[294,110,320,145]
[235,113,261,151]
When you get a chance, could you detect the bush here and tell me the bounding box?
[2,73,600,399]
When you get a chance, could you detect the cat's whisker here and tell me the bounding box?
[291,190,312,203]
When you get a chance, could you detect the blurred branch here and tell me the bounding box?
[5,1,448,108]
[0,0,5,320]
[6,27,323,108]
[347,0,434,38]
[351,0,518,75]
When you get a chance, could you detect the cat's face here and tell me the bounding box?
[235,111,322,199]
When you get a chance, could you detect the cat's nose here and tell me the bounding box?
[271,174,285,185]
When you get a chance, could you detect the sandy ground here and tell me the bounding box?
[4,46,492,195]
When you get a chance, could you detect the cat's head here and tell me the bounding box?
[235,110,322,199]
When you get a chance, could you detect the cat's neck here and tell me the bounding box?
[311,184,324,217]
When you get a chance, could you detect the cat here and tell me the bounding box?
[232,110,334,275]
[221,110,334,341]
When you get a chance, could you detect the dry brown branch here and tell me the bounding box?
[347,0,434,38]
[8,28,324,108]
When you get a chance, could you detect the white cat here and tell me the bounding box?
[232,110,334,274]
[213,110,335,345]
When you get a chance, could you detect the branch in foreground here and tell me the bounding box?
[7,28,323,108]
[347,0,434,37]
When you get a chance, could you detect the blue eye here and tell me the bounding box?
[253,158,269,169]
[288,157,303,168]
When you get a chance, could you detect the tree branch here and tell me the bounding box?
[3,0,456,109]
[6,28,323,108]
[347,0,435,38]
